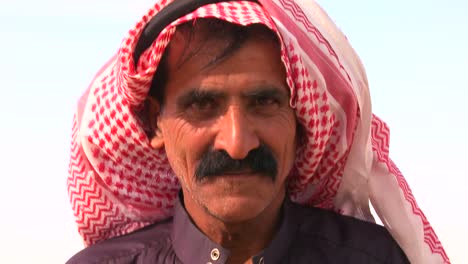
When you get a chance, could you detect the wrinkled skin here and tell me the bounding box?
[150,30,297,228]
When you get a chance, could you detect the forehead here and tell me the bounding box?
[170,20,279,68]
[160,20,287,94]
[164,32,287,99]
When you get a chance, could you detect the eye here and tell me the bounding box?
[254,96,279,106]
[185,97,221,120]
[249,94,282,116]
[177,90,225,121]
[190,97,217,111]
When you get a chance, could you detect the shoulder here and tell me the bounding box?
[292,202,393,245]
[66,219,176,264]
[289,202,409,263]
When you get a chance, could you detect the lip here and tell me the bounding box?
[214,172,263,180]
[199,171,270,183]
[218,170,255,176]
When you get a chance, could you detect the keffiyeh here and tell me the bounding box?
[68,0,449,263]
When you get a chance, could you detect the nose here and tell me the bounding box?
[213,106,260,159]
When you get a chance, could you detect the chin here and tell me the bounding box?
[203,193,274,223]
[189,176,285,223]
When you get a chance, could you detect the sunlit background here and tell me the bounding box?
[0,0,466,263]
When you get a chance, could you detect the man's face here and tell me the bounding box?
[150,28,297,222]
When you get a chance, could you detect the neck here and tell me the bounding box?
[183,190,285,264]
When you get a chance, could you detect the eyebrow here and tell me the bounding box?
[176,89,226,108]
[240,86,289,100]
[176,85,289,107]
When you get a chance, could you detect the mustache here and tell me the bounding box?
[195,144,278,182]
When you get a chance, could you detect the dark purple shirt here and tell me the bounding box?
[67,197,409,264]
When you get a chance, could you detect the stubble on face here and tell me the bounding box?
[152,24,297,225]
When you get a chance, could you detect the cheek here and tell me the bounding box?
[255,109,297,172]
[160,120,189,181]
[260,109,296,143]
[160,119,212,184]
[278,112,297,173]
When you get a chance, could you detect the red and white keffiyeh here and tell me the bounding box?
[68,0,449,263]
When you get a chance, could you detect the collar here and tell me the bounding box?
[171,194,299,264]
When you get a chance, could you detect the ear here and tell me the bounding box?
[147,97,165,150]
[150,128,165,150]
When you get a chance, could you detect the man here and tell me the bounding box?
[67,0,449,263]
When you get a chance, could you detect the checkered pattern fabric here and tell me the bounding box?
[68,1,449,263]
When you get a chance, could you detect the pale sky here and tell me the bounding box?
[0,0,466,263]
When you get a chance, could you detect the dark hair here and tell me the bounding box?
[150,18,279,105]
[138,18,280,138]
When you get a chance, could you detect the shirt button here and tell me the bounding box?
[211,248,220,261]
